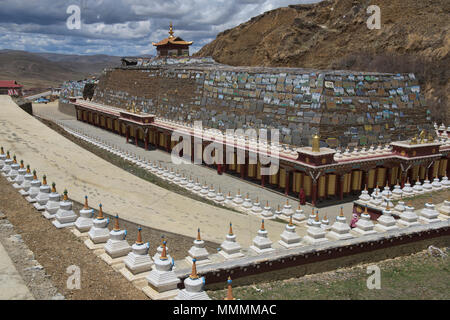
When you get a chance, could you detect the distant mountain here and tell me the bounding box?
[0,50,121,90]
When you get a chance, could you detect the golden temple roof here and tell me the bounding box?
[152,22,193,47]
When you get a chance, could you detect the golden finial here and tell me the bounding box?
[160,241,168,260]
[196,228,202,241]
[289,216,293,226]
[340,206,344,217]
[83,196,89,209]
[97,204,105,220]
[312,133,320,152]
[19,160,24,169]
[315,213,320,222]
[136,227,143,245]
[324,215,328,221]
[168,22,174,39]
[0,147,3,155]
[13,155,16,163]
[428,197,433,204]
[419,130,426,144]
[229,223,233,235]
[427,133,434,143]
[364,205,368,214]
[386,203,390,211]
[26,165,30,174]
[408,201,413,207]
[261,219,265,231]
[32,170,37,179]
[63,189,68,201]
[6,151,10,159]
[42,175,47,185]
[224,276,236,300]
[237,188,240,195]
[113,214,120,231]
[51,182,56,193]
[286,199,289,205]
[190,259,199,279]
[410,135,418,145]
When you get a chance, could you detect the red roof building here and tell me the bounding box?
[152,23,193,57]
[0,80,23,96]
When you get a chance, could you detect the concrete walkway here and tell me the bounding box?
[0,242,34,300]
[0,96,290,246]
[33,101,354,224]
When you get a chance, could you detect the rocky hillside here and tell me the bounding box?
[195,0,449,124]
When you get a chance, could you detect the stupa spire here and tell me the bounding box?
[224,276,236,300]
[136,226,143,245]
[113,214,120,231]
[190,259,199,279]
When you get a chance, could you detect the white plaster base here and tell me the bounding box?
[141,285,179,300]
[219,250,245,260]
[84,238,106,250]
[99,252,126,266]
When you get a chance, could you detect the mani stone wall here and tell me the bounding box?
[92,60,432,147]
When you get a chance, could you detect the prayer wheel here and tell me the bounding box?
[303,175,312,196]
[390,167,399,185]
[367,169,376,189]
[419,166,426,179]
[351,170,362,191]
[248,164,256,178]
[269,165,279,185]
[327,174,336,196]
[412,165,420,180]
[279,168,286,188]
[293,172,303,193]
[318,175,326,198]
[432,160,440,178]
[256,161,261,180]
[376,167,386,187]
[439,159,448,176]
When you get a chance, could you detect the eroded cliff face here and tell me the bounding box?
[195,0,449,123]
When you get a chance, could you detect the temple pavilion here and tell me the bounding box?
[152,23,193,57]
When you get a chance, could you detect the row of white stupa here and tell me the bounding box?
[60,124,298,220]
[358,176,450,213]
[0,147,218,300]
[2,144,449,300]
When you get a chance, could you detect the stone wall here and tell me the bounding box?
[92,60,432,147]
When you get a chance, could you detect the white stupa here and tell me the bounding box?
[358,185,372,203]
[438,200,450,215]
[418,198,441,223]
[440,176,450,188]
[249,220,275,254]
[0,147,6,170]
[250,198,263,214]
[122,227,153,279]
[274,204,282,216]
[0,151,12,176]
[42,183,61,220]
[100,215,132,266]
[143,241,180,300]
[25,170,41,203]
[380,183,392,198]
[5,155,19,181]
[74,196,95,234]
[369,189,383,207]
[85,204,110,248]
[219,223,244,259]
[261,201,274,218]
[224,191,234,206]
[320,215,331,231]
[422,175,433,192]
[375,204,399,232]
[199,183,209,196]
[207,185,216,199]
[401,178,414,197]
[391,182,403,199]
[327,207,354,240]
[52,189,78,228]
[397,203,420,227]
[214,188,225,203]
[278,217,302,249]
[185,228,210,265]
[33,175,51,210]
[307,208,317,226]
[293,204,306,222]
[12,160,26,188]
[370,185,381,198]
[18,165,34,196]
[281,199,294,217]
[352,206,377,236]
[241,193,253,210]
[302,214,328,244]
[412,177,423,195]
[174,259,211,300]
[393,198,406,215]
[193,178,202,193]
[431,176,442,190]
[185,177,195,189]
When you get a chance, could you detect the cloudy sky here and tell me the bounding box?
[0,0,320,57]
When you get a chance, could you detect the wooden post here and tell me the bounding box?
[135,127,138,147]
[312,180,318,206]
[284,170,290,196]
[144,129,149,150]
[125,126,129,144]
[339,174,344,200]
